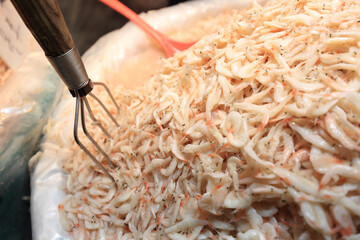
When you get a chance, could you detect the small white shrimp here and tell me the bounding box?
[289,122,338,153]
[325,113,359,151]
[164,219,208,233]
[225,111,249,148]
[332,205,355,236]
[237,229,266,240]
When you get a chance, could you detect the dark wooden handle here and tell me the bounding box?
[11,0,74,57]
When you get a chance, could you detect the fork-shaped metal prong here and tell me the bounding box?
[89,92,120,128]
[83,97,112,138]
[80,97,116,169]
[93,82,120,113]
[74,92,116,183]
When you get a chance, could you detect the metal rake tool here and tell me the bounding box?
[11,0,119,183]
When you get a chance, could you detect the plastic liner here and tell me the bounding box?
[0,48,63,239]
[30,1,266,239]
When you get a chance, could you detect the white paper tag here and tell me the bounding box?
[0,0,31,69]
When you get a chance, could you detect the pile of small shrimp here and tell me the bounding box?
[53,0,360,239]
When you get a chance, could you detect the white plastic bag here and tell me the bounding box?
[31,1,266,239]
[0,46,63,239]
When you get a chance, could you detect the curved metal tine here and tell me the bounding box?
[73,93,116,183]
[83,97,111,138]
[89,92,120,127]
[93,82,120,113]
[80,96,116,169]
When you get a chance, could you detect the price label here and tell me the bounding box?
[0,0,31,69]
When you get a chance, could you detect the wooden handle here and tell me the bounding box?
[11,0,74,57]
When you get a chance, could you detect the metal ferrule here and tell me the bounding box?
[47,47,89,91]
